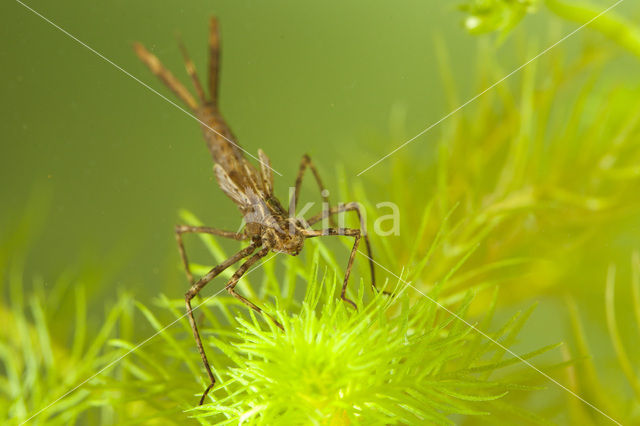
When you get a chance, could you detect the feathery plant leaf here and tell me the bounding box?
[0,259,132,425]
[100,211,559,425]
[352,28,640,315]
[565,253,640,424]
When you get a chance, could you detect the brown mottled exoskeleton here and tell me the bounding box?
[134,17,381,404]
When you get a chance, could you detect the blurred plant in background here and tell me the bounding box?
[460,0,540,38]
[354,1,640,308]
[563,253,640,424]
[459,0,640,56]
[0,259,134,424]
[334,2,640,422]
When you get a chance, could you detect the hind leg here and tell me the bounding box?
[208,17,221,104]
[307,203,382,294]
[290,154,336,227]
[178,40,207,104]
[133,42,199,110]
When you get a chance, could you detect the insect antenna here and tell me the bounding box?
[177,36,207,105]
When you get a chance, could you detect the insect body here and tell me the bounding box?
[134,17,380,405]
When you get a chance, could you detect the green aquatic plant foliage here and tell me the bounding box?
[0,207,560,425]
[98,211,561,425]
[564,253,640,425]
[333,31,640,422]
[459,0,540,38]
[350,35,640,314]
[4,11,640,424]
[0,259,133,425]
[459,0,640,56]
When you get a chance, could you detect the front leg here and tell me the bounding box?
[291,154,335,226]
[307,202,381,294]
[175,225,246,284]
[303,228,361,309]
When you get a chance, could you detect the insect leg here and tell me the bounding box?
[291,154,335,226]
[208,17,221,104]
[184,242,258,405]
[178,40,207,104]
[133,42,198,111]
[307,203,382,294]
[303,228,361,309]
[175,225,247,284]
[225,248,284,330]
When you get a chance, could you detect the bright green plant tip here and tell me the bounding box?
[189,291,538,423]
